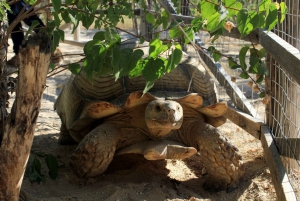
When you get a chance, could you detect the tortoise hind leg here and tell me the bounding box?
[58,123,77,145]
[170,120,244,192]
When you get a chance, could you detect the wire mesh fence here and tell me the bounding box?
[268,0,300,198]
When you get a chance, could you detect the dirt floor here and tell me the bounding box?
[7,38,277,201]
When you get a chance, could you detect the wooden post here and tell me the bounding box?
[0,32,51,201]
[74,23,81,42]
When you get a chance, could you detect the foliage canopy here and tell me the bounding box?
[1,0,287,95]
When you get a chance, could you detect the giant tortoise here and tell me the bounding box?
[55,44,244,192]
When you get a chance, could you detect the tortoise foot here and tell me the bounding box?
[58,133,77,145]
[203,176,228,192]
[58,124,77,145]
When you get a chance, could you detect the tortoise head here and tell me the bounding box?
[145,99,183,140]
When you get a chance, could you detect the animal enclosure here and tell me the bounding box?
[15,0,300,200]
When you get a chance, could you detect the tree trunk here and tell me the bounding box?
[0,32,51,201]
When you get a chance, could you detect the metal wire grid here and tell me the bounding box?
[196,31,265,119]
[266,55,300,198]
[273,0,300,50]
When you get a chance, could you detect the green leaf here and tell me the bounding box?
[61,9,71,24]
[239,71,249,79]
[49,62,55,70]
[183,28,194,44]
[29,169,40,183]
[259,0,271,12]
[161,10,170,29]
[237,8,254,37]
[169,26,183,39]
[112,45,121,79]
[116,48,144,79]
[208,46,221,62]
[142,58,165,82]
[257,62,269,76]
[82,14,94,30]
[166,48,182,72]
[140,36,145,44]
[201,0,218,20]
[129,59,147,77]
[280,2,287,23]
[228,57,240,69]
[52,30,60,52]
[259,91,266,98]
[256,75,264,83]
[191,17,202,32]
[25,20,39,39]
[52,0,61,12]
[128,49,144,71]
[224,0,242,17]
[69,63,81,74]
[250,12,265,30]
[265,4,278,31]
[83,41,107,79]
[33,156,42,174]
[249,48,259,66]
[239,46,249,70]
[143,81,155,94]
[149,39,163,58]
[146,13,155,25]
[57,29,65,41]
[104,29,121,47]
[68,9,79,31]
[206,12,221,32]
[45,155,59,180]
[65,0,74,5]
[53,12,61,27]
[93,31,105,41]
[258,48,266,58]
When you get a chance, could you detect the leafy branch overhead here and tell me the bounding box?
[3,0,287,95]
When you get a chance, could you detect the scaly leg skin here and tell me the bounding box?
[170,119,245,192]
[70,123,148,178]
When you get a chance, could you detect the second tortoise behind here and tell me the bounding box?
[55,49,244,192]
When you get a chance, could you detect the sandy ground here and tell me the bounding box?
[6,39,277,201]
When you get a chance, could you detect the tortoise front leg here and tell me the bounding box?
[170,120,245,192]
[70,123,148,177]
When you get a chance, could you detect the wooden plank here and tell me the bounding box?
[274,138,300,161]
[260,126,297,201]
[225,107,262,139]
[74,23,81,41]
[195,39,262,119]
[259,29,300,84]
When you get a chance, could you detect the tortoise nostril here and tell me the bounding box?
[155,105,161,112]
[168,109,175,114]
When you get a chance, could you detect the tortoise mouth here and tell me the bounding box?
[145,118,183,129]
[145,118,183,140]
